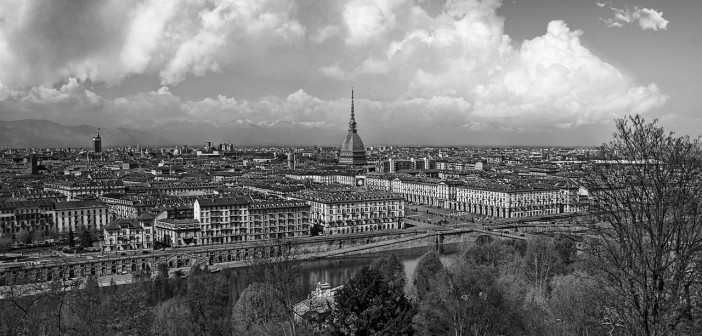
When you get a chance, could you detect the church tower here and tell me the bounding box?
[93,129,102,153]
[338,89,367,165]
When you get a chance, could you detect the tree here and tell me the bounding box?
[413,263,525,336]
[463,240,516,268]
[150,263,176,304]
[0,278,47,334]
[247,240,307,336]
[150,297,194,336]
[68,228,75,248]
[413,251,444,300]
[371,254,406,291]
[232,282,288,335]
[184,265,231,336]
[43,278,73,334]
[46,228,60,240]
[65,276,107,336]
[521,237,563,300]
[0,236,12,257]
[103,278,153,335]
[327,266,415,336]
[80,229,93,248]
[584,115,702,335]
[17,229,30,245]
[553,234,577,266]
[31,229,44,243]
[547,272,607,336]
[475,234,494,246]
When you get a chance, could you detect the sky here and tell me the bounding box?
[0,0,698,146]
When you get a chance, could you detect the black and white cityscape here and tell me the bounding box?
[1,1,700,335]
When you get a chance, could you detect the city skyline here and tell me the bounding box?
[0,0,698,146]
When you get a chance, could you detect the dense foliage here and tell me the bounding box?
[585,115,702,336]
[0,238,579,336]
[2,235,700,336]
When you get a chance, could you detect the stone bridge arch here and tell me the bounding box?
[151,252,208,271]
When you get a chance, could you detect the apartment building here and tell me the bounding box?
[51,200,110,233]
[99,193,197,219]
[295,190,405,235]
[390,177,460,208]
[284,171,357,185]
[0,200,54,239]
[454,183,580,218]
[153,218,200,248]
[193,197,310,245]
[44,180,126,201]
[102,218,146,252]
[365,175,393,191]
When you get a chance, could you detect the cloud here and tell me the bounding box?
[159,0,306,85]
[342,0,406,46]
[310,25,341,44]
[471,20,668,126]
[0,0,305,88]
[602,6,669,31]
[320,5,668,128]
[0,0,670,144]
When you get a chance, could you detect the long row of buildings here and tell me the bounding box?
[101,189,404,252]
[282,171,583,219]
[0,200,109,238]
[369,175,581,218]
[1,169,581,249]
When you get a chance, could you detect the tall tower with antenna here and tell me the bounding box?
[338,88,367,166]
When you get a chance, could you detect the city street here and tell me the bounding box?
[404,203,490,230]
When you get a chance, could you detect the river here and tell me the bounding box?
[218,241,471,301]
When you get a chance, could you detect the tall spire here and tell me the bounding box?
[348,88,357,133]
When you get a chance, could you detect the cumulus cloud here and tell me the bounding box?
[320,3,667,128]
[0,0,670,144]
[0,0,305,88]
[342,0,406,46]
[602,6,669,31]
[472,20,668,126]
[159,0,305,85]
[310,25,341,44]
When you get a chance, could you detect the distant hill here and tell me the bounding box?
[141,119,343,146]
[0,119,346,148]
[0,119,170,148]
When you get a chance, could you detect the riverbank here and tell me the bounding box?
[106,227,523,286]
[3,208,582,291]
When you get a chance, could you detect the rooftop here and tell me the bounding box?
[296,190,403,203]
[53,200,107,209]
[104,218,142,231]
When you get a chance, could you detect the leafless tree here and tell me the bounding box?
[246,239,308,336]
[232,282,288,336]
[583,115,702,336]
[0,265,81,335]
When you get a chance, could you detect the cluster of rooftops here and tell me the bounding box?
[295,190,402,203]
[195,196,309,208]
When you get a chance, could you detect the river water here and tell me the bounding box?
[219,241,470,301]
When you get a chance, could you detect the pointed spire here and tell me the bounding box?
[351,88,354,119]
[348,88,357,133]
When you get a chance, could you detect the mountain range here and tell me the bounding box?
[0,119,345,148]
